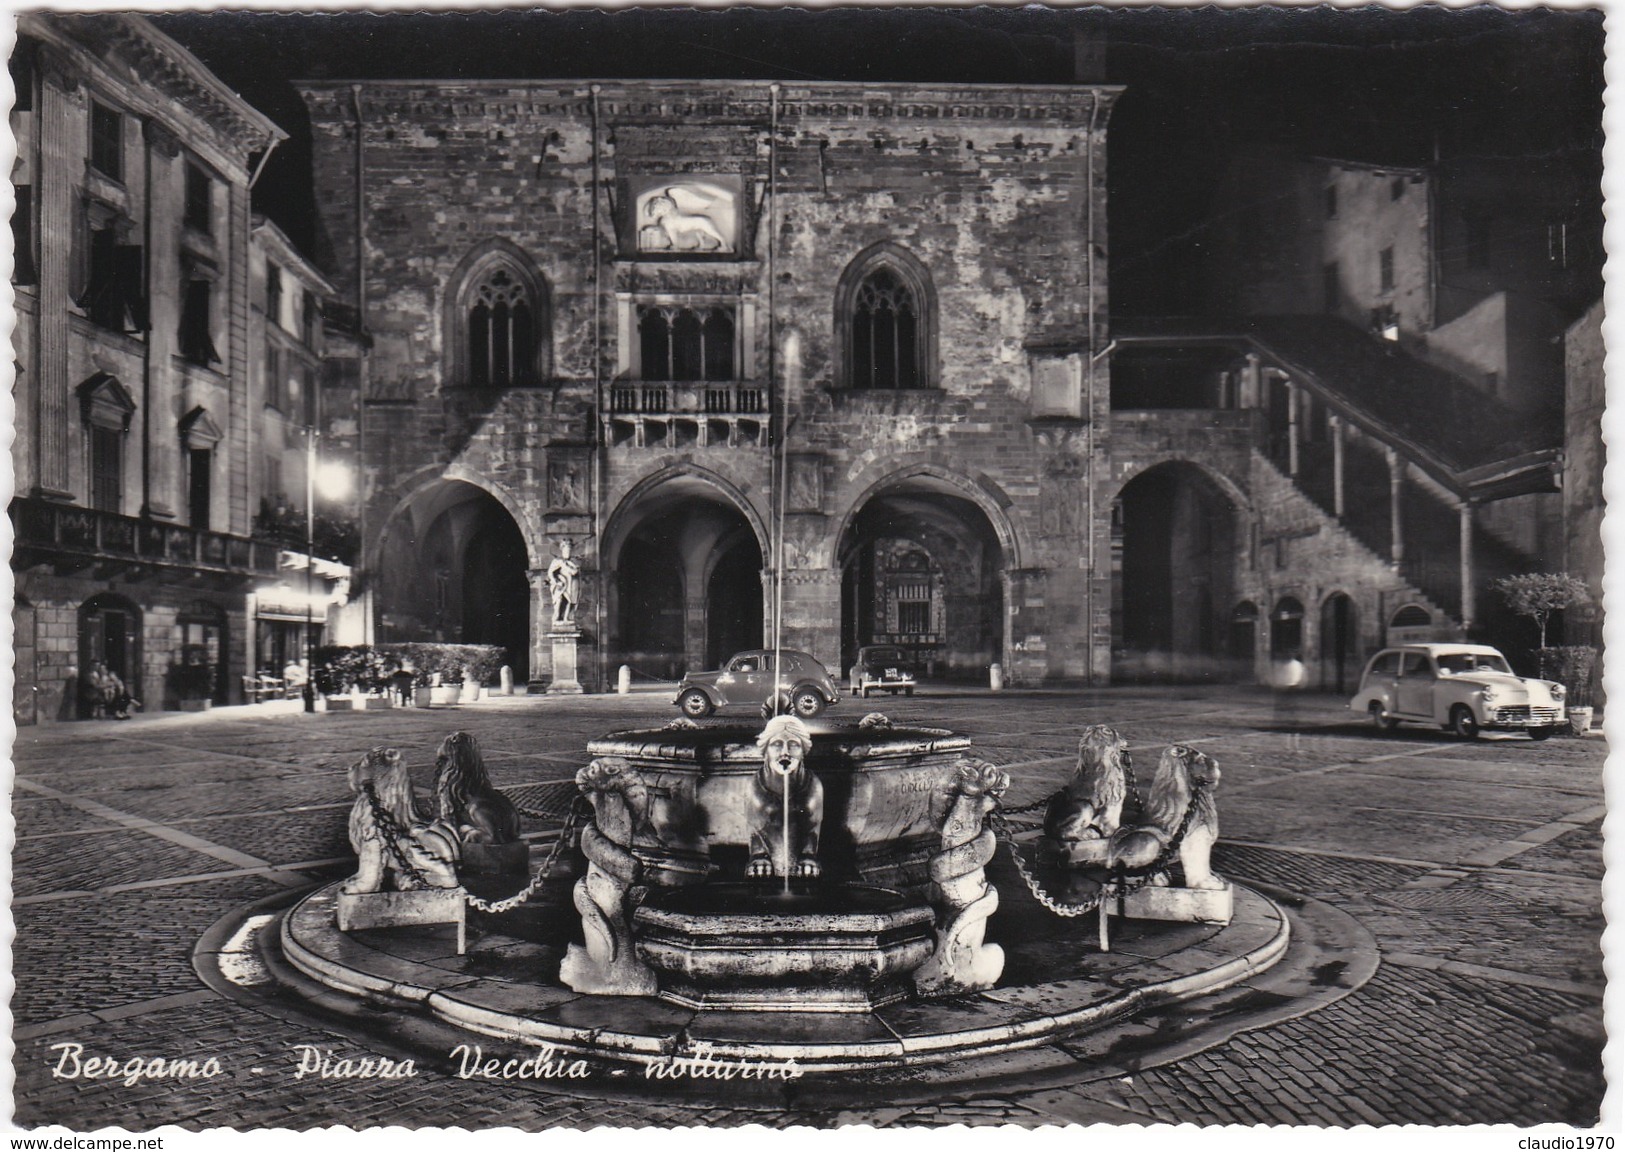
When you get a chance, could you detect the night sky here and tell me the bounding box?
[151,5,1605,317]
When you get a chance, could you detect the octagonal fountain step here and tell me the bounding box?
[632,882,937,1012]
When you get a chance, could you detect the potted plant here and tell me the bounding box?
[1541,645,1598,735]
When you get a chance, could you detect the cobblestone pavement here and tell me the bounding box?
[7,686,1609,1131]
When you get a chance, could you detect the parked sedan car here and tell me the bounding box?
[1350,643,1565,740]
[850,645,917,698]
[674,649,842,719]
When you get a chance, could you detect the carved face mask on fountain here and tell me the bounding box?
[748,715,822,878]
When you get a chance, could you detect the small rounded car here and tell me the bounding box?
[674,649,842,720]
[1349,643,1566,740]
[849,645,918,698]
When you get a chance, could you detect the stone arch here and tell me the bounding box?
[602,463,770,572]
[1319,589,1361,694]
[834,463,1015,680]
[1109,453,1252,516]
[370,464,544,579]
[832,462,1023,574]
[834,241,939,391]
[442,237,552,388]
[601,464,770,679]
[370,469,538,679]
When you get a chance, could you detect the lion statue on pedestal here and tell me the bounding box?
[433,730,522,845]
[1106,744,1223,890]
[1044,724,1130,866]
[343,747,461,894]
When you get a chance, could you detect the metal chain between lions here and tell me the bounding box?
[365,780,588,913]
[463,797,590,914]
[993,775,1210,919]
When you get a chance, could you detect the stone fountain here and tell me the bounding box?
[249,716,1333,1075]
[561,713,1008,1010]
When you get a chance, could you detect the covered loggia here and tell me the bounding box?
[836,473,1007,682]
[603,471,765,681]
[374,478,533,681]
[1112,461,1242,682]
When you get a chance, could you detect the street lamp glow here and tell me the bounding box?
[315,460,353,502]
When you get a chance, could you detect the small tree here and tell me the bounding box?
[1493,573,1593,653]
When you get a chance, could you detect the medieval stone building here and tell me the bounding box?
[298,81,1122,691]
[296,74,1582,693]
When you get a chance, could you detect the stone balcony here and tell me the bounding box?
[607,380,768,449]
[10,497,284,588]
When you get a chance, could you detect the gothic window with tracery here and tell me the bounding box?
[468,268,535,388]
[838,246,936,392]
[852,268,920,390]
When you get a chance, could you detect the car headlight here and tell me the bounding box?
[1550,683,1567,699]
[1479,685,1499,703]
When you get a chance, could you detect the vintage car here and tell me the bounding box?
[674,649,843,719]
[1349,643,1565,740]
[849,645,918,698]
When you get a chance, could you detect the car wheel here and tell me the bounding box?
[1449,705,1480,740]
[1369,701,1399,731]
[860,684,871,698]
[1527,726,1555,741]
[905,687,914,697]
[679,689,715,719]
[792,687,825,718]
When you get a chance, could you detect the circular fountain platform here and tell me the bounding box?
[633,882,937,1013]
[253,871,1306,1072]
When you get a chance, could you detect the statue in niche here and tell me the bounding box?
[638,186,731,253]
[1040,455,1084,538]
[547,539,580,627]
[745,715,824,879]
[787,457,821,512]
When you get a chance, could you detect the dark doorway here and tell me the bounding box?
[618,535,686,678]
[462,502,531,682]
[1113,463,1238,682]
[1271,596,1306,662]
[706,536,763,667]
[1320,593,1358,694]
[78,593,141,715]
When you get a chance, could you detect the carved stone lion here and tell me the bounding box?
[433,730,522,845]
[1044,725,1130,866]
[745,715,823,879]
[1106,745,1223,890]
[343,747,461,894]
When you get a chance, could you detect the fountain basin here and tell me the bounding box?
[588,722,972,891]
[632,882,937,1012]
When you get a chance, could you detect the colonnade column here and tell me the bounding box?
[1459,502,1475,633]
[1386,446,1404,565]
[1330,415,1345,518]
[1287,383,1300,477]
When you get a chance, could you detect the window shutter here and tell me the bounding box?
[116,244,147,331]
